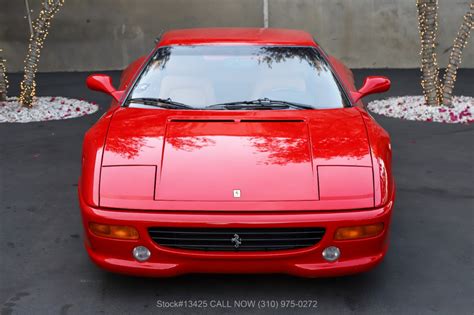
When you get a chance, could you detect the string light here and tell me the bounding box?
[0,48,8,101]
[416,0,441,106]
[19,0,65,107]
[441,2,473,106]
[417,0,473,107]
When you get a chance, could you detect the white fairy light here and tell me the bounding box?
[19,0,65,107]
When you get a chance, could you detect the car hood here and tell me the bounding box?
[99,107,374,211]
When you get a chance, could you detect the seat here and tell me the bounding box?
[158,76,216,108]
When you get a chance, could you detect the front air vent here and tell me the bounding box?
[170,119,235,123]
[240,119,305,123]
[169,119,305,123]
[148,227,326,252]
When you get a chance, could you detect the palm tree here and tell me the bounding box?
[19,0,65,107]
[441,2,473,106]
[416,0,473,106]
[0,49,7,101]
[416,0,441,106]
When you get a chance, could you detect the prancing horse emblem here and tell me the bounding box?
[231,234,242,248]
[233,189,241,198]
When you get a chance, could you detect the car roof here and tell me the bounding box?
[158,28,317,47]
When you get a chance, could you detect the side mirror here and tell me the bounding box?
[351,76,390,103]
[86,74,124,102]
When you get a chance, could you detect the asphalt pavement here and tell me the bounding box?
[0,69,473,314]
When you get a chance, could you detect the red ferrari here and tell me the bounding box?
[80,28,395,277]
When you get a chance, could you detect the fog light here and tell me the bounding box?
[133,246,151,262]
[322,246,340,262]
[334,223,384,240]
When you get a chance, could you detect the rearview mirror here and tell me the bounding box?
[86,74,124,102]
[351,76,390,103]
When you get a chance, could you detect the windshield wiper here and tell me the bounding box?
[205,98,314,110]
[126,97,194,109]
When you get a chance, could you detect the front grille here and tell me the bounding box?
[148,227,326,251]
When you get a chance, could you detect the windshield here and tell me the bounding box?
[127,45,348,109]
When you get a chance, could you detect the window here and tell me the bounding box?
[128,45,348,109]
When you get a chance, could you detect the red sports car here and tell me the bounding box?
[80,28,395,277]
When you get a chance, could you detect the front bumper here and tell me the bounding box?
[79,194,393,278]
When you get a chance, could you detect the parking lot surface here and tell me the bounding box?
[1,69,473,314]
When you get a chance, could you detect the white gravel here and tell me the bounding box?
[2,95,472,124]
[0,96,99,123]
[367,95,473,124]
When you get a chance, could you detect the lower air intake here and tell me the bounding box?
[148,227,326,251]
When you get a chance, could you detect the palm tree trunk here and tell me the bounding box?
[19,0,64,107]
[441,2,473,107]
[416,0,441,106]
[0,50,7,101]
